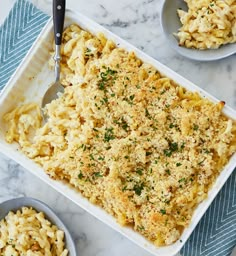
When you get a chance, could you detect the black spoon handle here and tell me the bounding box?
[53,0,66,45]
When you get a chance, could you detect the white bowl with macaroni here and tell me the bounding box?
[0,197,77,256]
[161,0,236,61]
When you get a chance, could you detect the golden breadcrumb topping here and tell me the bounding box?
[4,24,236,246]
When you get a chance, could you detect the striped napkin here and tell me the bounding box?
[0,0,49,90]
[0,1,235,255]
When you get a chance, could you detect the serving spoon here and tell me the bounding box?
[41,0,65,118]
[160,0,236,61]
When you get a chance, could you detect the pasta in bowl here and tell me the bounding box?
[175,0,236,50]
[0,197,77,256]
[161,0,236,60]
[3,24,236,247]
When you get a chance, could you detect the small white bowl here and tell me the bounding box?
[0,197,77,255]
[160,0,236,61]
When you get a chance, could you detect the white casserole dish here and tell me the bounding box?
[0,10,235,256]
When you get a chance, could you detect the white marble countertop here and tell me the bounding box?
[0,1,235,256]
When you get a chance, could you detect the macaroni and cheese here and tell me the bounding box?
[0,207,68,255]
[3,24,236,246]
[175,0,236,49]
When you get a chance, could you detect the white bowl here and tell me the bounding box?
[160,0,236,61]
[0,197,77,255]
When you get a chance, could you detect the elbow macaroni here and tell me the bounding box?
[3,24,236,246]
[0,207,68,256]
[175,0,236,49]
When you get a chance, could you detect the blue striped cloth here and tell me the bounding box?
[0,0,49,90]
[0,1,235,255]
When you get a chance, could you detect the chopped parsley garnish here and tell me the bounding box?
[123,95,135,105]
[165,169,171,175]
[178,178,186,183]
[102,97,108,104]
[104,127,115,142]
[164,149,172,157]
[85,48,92,56]
[129,95,135,101]
[136,168,143,175]
[80,144,87,151]
[160,209,166,215]
[94,103,100,110]
[114,117,129,131]
[78,173,84,179]
[94,172,103,177]
[170,142,178,151]
[98,67,117,91]
[122,185,128,192]
[100,67,117,80]
[176,162,182,167]
[198,159,205,166]
[164,142,178,157]
[121,122,128,131]
[203,148,210,154]
[145,108,151,119]
[98,81,105,90]
[193,124,199,131]
[137,225,145,231]
[133,182,144,196]
[164,199,170,204]
[146,151,152,156]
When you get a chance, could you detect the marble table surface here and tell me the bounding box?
[0,1,235,256]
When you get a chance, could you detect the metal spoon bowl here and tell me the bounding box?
[160,0,236,61]
[41,0,65,119]
[42,80,64,108]
[41,45,64,108]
